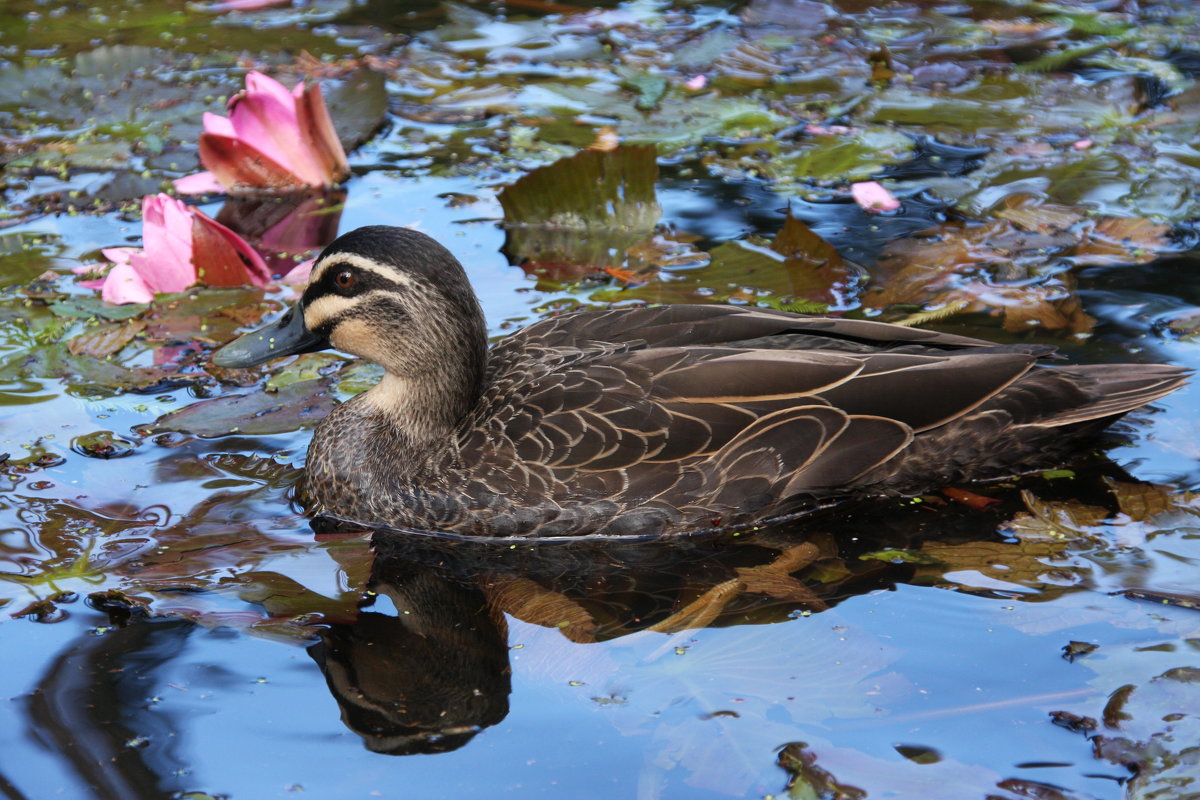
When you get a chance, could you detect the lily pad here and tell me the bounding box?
[325,68,389,153]
[500,145,661,278]
[148,378,335,438]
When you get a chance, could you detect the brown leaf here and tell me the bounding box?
[484,575,598,643]
[1104,478,1195,522]
[942,487,1000,511]
[1006,491,1109,541]
[994,194,1086,234]
[1070,217,1172,267]
[869,218,1076,311]
[67,319,147,358]
[919,539,1075,589]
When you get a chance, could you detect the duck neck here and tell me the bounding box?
[361,369,478,451]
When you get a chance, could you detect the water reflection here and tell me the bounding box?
[215,190,346,279]
[306,458,1137,757]
[25,618,195,800]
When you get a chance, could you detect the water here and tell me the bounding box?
[3,1,1200,798]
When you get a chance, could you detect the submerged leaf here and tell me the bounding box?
[66,319,148,358]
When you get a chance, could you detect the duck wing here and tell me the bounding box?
[502,304,997,356]
[464,321,1042,528]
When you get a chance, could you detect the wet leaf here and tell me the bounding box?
[1068,217,1172,268]
[49,297,147,322]
[774,129,914,183]
[596,214,857,311]
[777,742,867,800]
[867,218,1094,333]
[264,352,346,392]
[148,378,335,437]
[618,69,668,111]
[500,145,661,278]
[1066,668,1200,799]
[993,194,1087,234]
[1105,479,1197,523]
[1062,641,1099,662]
[1005,492,1110,541]
[917,539,1078,592]
[67,320,147,358]
[205,453,303,489]
[324,68,389,153]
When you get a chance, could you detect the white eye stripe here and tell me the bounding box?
[309,252,418,289]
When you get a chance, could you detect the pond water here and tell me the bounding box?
[2,1,1200,798]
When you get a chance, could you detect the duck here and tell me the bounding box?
[212,225,1188,538]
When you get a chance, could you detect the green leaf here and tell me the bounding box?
[325,68,389,153]
[500,145,661,276]
[49,297,148,321]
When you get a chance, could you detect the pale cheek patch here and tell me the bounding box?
[330,317,390,364]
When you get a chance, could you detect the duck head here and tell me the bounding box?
[213,225,489,427]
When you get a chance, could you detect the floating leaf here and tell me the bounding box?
[993,194,1086,233]
[1061,668,1200,799]
[1006,492,1110,541]
[1068,217,1172,267]
[265,352,346,392]
[49,297,148,322]
[777,742,867,800]
[500,145,661,279]
[67,320,147,358]
[148,378,335,437]
[324,68,389,153]
[596,214,857,311]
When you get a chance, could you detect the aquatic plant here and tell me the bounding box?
[76,193,271,304]
[175,71,349,194]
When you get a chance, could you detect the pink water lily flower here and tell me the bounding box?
[175,71,350,194]
[76,194,271,304]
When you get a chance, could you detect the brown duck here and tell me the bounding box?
[213,226,1187,538]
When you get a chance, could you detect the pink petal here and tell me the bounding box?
[850,181,900,213]
[225,72,326,186]
[173,171,227,195]
[1073,139,1093,150]
[684,75,707,90]
[201,111,236,138]
[100,262,154,305]
[280,257,315,286]
[197,133,307,191]
[294,82,349,185]
[137,194,197,294]
[100,247,139,265]
[191,209,272,286]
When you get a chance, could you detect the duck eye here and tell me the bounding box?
[334,269,356,290]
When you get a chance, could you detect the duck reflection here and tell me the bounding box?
[306,463,1129,756]
[308,558,511,755]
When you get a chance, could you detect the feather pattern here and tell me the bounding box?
[211,226,1189,538]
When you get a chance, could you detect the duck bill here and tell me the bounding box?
[211,304,328,368]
